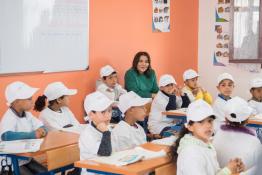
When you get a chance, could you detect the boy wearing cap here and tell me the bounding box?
[213,96,261,174]
[79,91,114,175]
[97,65,127,123]
[182,69,212,105]
[112,91,151,152]
[34,82,81,132]
[0,81,47,175]
[213,73,235,126]
[148,74,190,136]
[248,78,262,114]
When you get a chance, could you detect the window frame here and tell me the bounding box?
[229,0,262,63]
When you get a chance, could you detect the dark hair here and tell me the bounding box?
[132,51,152,78]
[34,95,65,112]
[102,71,117,80]
[169,121,193,162]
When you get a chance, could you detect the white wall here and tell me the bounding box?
[198,0,262,100]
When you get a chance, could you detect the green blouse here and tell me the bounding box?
[124,68,159,98]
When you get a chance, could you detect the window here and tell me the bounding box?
[229,0,262,63]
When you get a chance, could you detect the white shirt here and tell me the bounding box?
[0,108,43,139]
[148,91,182,134]
[213,128,261,174]
[79,124,104,175]
[112,120,146,152]
[97,83,127,102]
[181,86,195,102]
[39,107,80,131]
[248,100,262,115]
[213,96,228,132]
[177,134,229,175]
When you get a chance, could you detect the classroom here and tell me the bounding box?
[0,0,262,175]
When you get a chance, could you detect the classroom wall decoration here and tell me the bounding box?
[152,0,170,32]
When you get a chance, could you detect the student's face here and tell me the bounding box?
[103,73,118,88]
[160,83,176,95]
[13,97,34,111]
[251,87,262,101]
[188,117,214,143]
[129,105,147,121]
[137,56,150,74]
[185,77,198,89]
[89,106,112,125]
[217,79,234,97]
[57,95,70,107]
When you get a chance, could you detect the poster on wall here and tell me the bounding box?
[152,0,170,32]
[213,0,231,66]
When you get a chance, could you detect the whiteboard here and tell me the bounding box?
[0,0,89,74]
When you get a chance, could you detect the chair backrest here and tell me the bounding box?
[46,144,80,171]
[155,163,176,175]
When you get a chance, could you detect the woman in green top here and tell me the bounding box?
[124,51,159,98]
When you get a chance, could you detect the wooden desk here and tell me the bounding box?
[74,143,172,175]
[247,120,262,128]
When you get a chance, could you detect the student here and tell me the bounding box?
[182,69,212,105]
[171,99,245,175]
[97,65,127,123]
[213,73,234,128]
[0,81,47,175]
[34,82,81,131]
[248,78,262,114]
[213,96,261,175]
[124,51,159,98]
[148,74,190,136]
[79,91,114,175]
[112,91,151,151]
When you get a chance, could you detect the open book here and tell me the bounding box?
[0,139,43,154]
[91,146,166,166]
[151,136,177,146]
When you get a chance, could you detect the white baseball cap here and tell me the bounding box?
[5,81,39,106]
[217,73,234,85]
[44,82,77,101]
[159,74,177,87]
[100,65,116,78]
[183,69,199,81]
[186,99,215,123]
[84,91,114,114]
[250,78,262,89]
[224,96,253,122]
[118,91,151,114]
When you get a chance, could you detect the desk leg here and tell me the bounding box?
[11,157,20,175]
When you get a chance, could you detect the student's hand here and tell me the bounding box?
[227,158,245,174]
[151,93,157,98]
[35,128,47,138]
[174,86,183,96]
[96,122,109,132]
[192,87,200,96]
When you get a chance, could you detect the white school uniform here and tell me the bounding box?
[248,100,262,114]
[177,134,230,175]
[97,82,127,102]
[112,120,146,152]
[213,96,228,131]
[148,91,182,134]
[213,128,261,174]
[39,107,80,131]
[0,108,43,139]
[79,124,104,175]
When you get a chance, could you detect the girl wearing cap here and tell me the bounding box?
[124,51,159,98]
[171,99,245,175]
[182,69,212,105]
[148,74,190,136]
[34,82,81,132]
[248,78,262,114]
[213,73,234,130]
[79,91,114,175]
[0,81,47,175]
[112,91,151,152]
[213,97,261,174]
[97,65,127,123]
